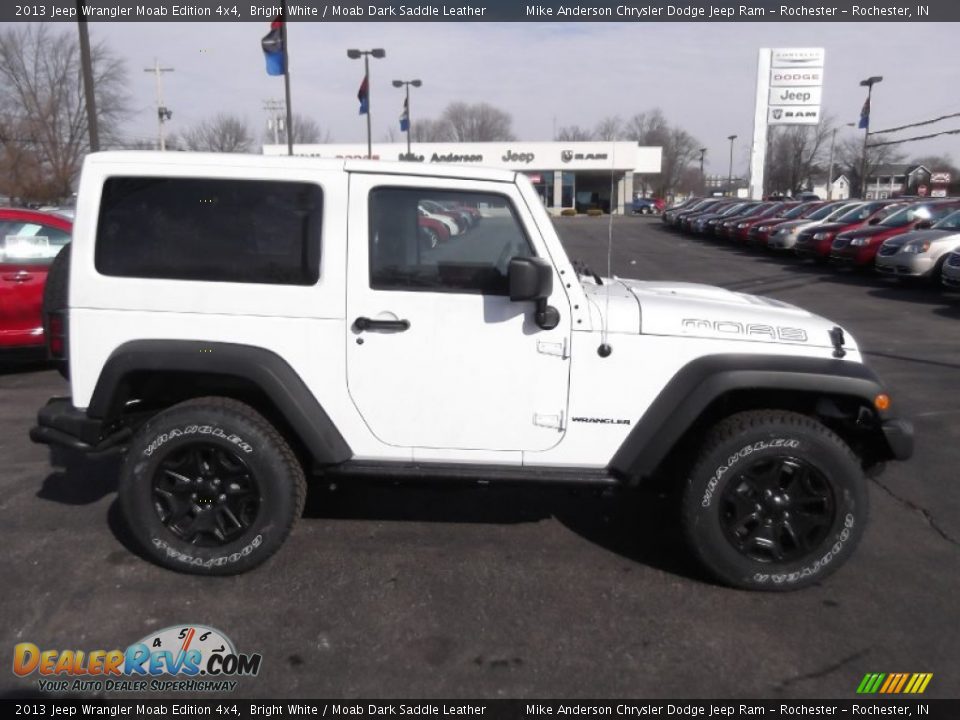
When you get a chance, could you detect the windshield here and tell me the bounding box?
[880,204,936,228]
[805,202,847,221]
[933,209,960,231]
[782,203,815,219]
[0,220,70,265]
[716,203,747,217]
[833,202,889,224]
[823,203,860,221]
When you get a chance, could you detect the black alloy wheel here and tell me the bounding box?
[718,456,836,564]
[151,443,261,547]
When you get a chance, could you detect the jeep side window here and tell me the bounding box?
[95,177,323,286]
[368,188,533,295]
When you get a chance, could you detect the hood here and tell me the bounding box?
[883,228,953,247]
[593,279,852,350]
[841,224,901,239]
[811,221,856,234]
[772,218,823,234]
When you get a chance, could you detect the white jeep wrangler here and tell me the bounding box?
[32,152,913,589]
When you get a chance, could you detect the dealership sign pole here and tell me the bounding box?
[748,48,825,200]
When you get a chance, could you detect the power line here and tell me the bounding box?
[867,127,960,148]
[869,112,960,136]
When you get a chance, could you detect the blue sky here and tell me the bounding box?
[85,21,960,173]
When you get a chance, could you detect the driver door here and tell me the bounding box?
[345,173,571,458]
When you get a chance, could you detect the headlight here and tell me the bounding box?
[902,241,931,254]
[757,225,770,232]
[737,222,749,228]
[813,232,831,240]
[850,237,869,246]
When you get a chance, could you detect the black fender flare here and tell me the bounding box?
[89,340,352,465]
[608,353,893,481]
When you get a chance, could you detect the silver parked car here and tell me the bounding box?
[767,201,859,250]
[876,209,960,280]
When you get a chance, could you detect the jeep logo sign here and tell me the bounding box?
[502,150,535,164]
[769,87,822,106]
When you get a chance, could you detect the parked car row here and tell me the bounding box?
[661,195,960,288]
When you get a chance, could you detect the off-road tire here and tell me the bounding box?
[682,409,867,591]
[119,397,306,575]
[42,243,70,378]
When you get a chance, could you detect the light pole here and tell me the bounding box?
[144,59,174,151]
[858,75,883,198]
[347,48,386,159]
[727,135,737,196]
[392,78,422,157]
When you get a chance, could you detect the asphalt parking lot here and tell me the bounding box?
[2,216,958,700]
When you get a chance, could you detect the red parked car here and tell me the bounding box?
[793,200,901,262]
[0,208,72,354]
[830,200,960,267]
[726,202,788,242]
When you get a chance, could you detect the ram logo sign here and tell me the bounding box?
[682,319,808,343]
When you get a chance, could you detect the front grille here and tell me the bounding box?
[832,238,851,250]
[878,245,899,256]
[947,253,960,268]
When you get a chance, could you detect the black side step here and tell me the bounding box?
[322,461,621,487]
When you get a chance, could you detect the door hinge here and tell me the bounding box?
[537,338,569,359]
[533,411,565,431]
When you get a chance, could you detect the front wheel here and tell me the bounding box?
[119,397,306,575]
[682,410,867,591]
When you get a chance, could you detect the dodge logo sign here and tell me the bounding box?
[561,150,574,163]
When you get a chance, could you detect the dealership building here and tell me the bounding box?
[263,141,662,215]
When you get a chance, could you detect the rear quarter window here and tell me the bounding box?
[95,177,323,285]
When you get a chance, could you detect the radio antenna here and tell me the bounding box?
[598,141,615,358]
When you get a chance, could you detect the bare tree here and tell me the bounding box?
[410,118,455,142]
[594,116,623,141]
[0,25,128,202]
[836,137,905,197]
[279,114,329,145]
[764,121,835,195]
[440,102,514,141]
[625,109,701,198]
[556,125,593,141]
[181,114,255,153]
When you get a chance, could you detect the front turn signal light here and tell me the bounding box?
[874,394,891,412]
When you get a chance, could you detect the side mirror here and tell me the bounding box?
[508,257,559,330]
[915,219,932,230]
[509,256,553,301]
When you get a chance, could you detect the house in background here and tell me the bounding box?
[864,164,931,199]
[811,174,851,200]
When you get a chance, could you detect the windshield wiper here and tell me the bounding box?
[572,258,602,285]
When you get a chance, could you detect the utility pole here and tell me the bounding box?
[858,76,883,198]
[826,127,838,200]
[727,134,738,196]
[144,59,174,150]
[263,99,286,145]
[75,6,99,152]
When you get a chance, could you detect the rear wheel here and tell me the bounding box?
[119,397,306,575]
[682,410,867,591]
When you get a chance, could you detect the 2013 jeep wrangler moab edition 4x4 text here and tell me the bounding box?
[32,153,913,589]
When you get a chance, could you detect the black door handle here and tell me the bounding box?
[354,317,411,332]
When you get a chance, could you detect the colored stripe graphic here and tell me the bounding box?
[857,672,932,694]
